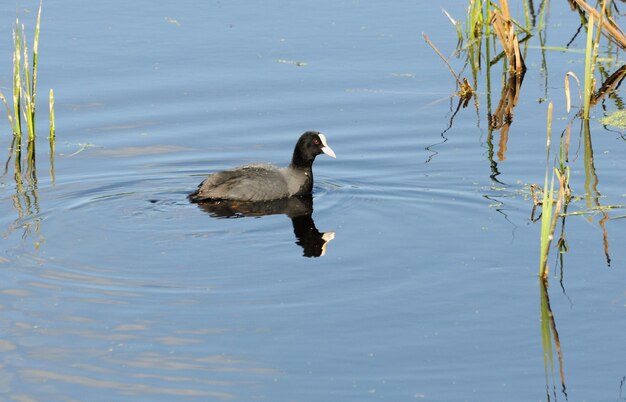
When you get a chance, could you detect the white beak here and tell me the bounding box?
[318,133,336,159]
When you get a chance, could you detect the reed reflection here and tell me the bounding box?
[539,278,567,401]
[195,194,335,258]
[582,119,612,266]
[3,139,43,241]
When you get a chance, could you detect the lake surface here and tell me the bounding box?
[1,1,625,401]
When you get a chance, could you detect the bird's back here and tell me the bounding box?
[189,164,290,202]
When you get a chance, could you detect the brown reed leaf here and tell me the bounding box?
[490,1,526,74]
[571,0,626,49]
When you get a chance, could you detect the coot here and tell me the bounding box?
[188,131,336,202]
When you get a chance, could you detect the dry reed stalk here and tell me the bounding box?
[564,72,582,113]
[422,33,464,87]
[490,0,526,74]
[422,33,474,101]
[571,0,626,49]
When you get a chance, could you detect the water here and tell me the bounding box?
[1,1,625,400]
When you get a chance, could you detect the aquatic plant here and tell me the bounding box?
[429,0,531,160]
[583,14,597,120]
[490,0,526,74]
[466,0,485,41]
[0,0,57,232]
[49,88,55,139]
[538,103,554,278]
[567,0,626,120]
[430,0,622,270]
[0,2,40,140]
[0,1,54,154]
[0,25,22,139]
[442,9,463,48]
[49,88,55,183]
[571,0,626,49]
[24,2,41,141]
[422,33,475,106]
[599,109,626,128]
[537,101,572,278]
[426,6,623,397]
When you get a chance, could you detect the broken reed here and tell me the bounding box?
[490,0,526,74]
[422,33,475,103]
[433,0,527,105]
[0,1,54,149]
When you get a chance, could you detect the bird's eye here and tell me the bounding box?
[313,139,320,145]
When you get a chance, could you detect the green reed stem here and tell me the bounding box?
[30,1,42,140]
[583,14,595,120]
[49,89,55,184]
[22,2,41,141]
[539,178,555,278]
[0,91,17,136]
[49,88,55,140]
[467,0,484,39]
[539,102,554,278]
[13,18,23,139]
[2,1,50,147]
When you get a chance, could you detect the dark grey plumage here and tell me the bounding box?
[189,131,336,202]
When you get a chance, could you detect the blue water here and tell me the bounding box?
[1,0,625,401]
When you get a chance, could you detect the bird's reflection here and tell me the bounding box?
[194,194,335,257]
